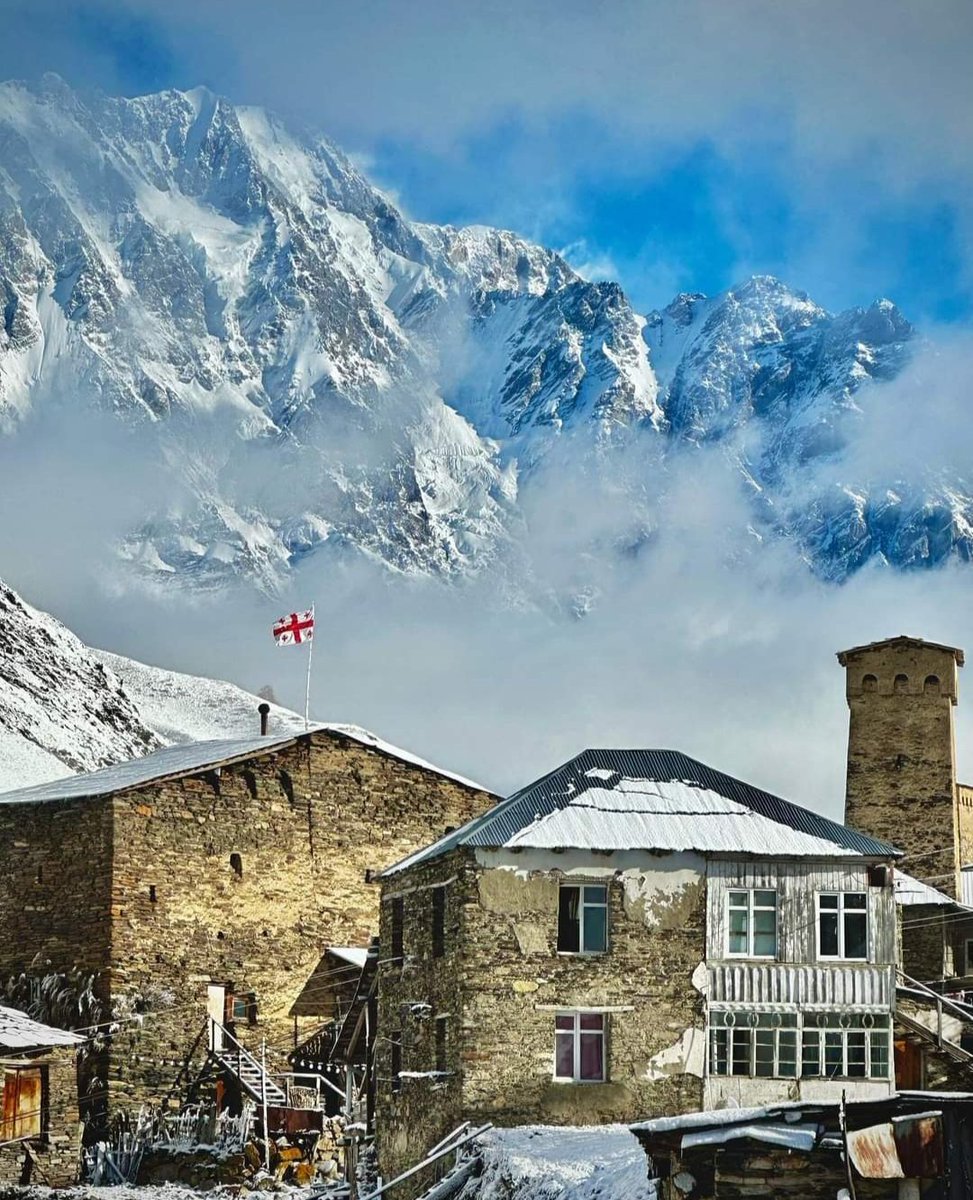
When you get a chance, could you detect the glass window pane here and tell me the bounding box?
[753,928,777,957]
[711,1029,728,1075]
[844,913,868,959]
[870,1033,889,1079]
[579,1033,604,1081]
[819,913,839,957]
[778,1031,798,1077]
[555,1015,574,1031]
[729,891,748,907]
[731,1029,751,1076]
[558,887,580,952]
[583,885,607,904]
[819,894,838,910]
[802,1032,821,1076]
[555,1032,574,1078]
[846,893,866,910]
[579,1014,604,1031]
[583,905,607,953]
[825,1032,843,1077]
[847,1032,867,1077]
[753,910,776,934]
[754,890,776,908]
[754,1030,775,1077]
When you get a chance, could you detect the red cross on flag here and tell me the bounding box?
[272,607,315,646]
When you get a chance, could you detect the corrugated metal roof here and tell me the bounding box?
[382,749,900,874]
[0,723,491,807]
[0,1005,83,1050]
[896,871,959,908]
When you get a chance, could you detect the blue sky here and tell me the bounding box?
[3,0,971,323]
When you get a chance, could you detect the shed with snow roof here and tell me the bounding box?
[0,1005,82,1187]
[0,722,495,1123]
[373,746,902,1187]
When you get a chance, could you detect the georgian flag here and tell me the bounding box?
[272,607,314,646]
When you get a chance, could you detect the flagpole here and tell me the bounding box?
[304,605,314,730]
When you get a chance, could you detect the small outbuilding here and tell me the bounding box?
[0,1004,83,1186]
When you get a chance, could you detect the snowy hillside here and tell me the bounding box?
[0,577,303,791]
[0,75,968,588]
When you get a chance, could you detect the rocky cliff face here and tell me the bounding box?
[0,75,966,590]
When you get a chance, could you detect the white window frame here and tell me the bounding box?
[726,888,778,959]
[816,892,869,961]
[800,1014,890,1080]
[709,1013,798,1078]
[708,1010,890,1081]
[554,1011,606,1083]
[557,883,609,955]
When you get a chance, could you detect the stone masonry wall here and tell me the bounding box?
[0,1046,81,1187]
[0,730,492,1115]
[376,847,707,1187]
[0,796,113,982]
[375,850,470,1187]
[841,641,961,898]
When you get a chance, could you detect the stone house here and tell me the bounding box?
[0,1004,83,1186]
[375,747,900,1183]
[0,722,495,1120]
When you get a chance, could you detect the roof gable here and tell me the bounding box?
[0,723,492,807]
[383,748,899,874]
[837,636,964,666]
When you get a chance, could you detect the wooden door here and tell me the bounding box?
[208,984,227,1051]
[894,1038,923,1090]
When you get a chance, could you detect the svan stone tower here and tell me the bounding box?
[838,636,965,899]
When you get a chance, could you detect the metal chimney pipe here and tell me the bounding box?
[258,702,270,736]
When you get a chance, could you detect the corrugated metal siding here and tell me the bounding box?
[385,748,898,875]
[708,963,894,1009]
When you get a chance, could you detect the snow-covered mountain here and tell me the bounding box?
[0,576,303,790]
[0,74,968,589]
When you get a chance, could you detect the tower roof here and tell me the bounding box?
[837,636,964,667]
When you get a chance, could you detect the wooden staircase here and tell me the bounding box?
[211,1022,288,1106]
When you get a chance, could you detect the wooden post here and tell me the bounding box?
[840,1089,858,1200]
[261,1039,270,1172]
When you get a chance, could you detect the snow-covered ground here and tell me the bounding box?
[458,1126,657,1200]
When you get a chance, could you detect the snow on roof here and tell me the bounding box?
[0,724,492,806]
[632,1101,814,1134]
[895,870,962,908]
[383,749,899,875]
[328,946,369,969]
[0,1005,83,1051]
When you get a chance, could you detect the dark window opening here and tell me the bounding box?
[226,992,257,1025]
[35,866,43,885]
[390,1031,402,1093]
[390,897,404,961]
[435,1017,447,1073]
[149,885,157,903]
[924,674,941,694]
[431,887,446,958]
[557,884,608,953]
[230,853,243,878]
[894,673,909,694]
[278,769,295,805]
[242,769,258,799]
[862,673,878,692]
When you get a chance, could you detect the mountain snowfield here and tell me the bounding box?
[0,74,970,597]
[0,576,304,791]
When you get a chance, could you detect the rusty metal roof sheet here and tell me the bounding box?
[382,748,899,875]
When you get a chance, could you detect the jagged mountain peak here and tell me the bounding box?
[0,77,968,590]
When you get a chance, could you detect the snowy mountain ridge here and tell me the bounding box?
[0,75,968,591]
